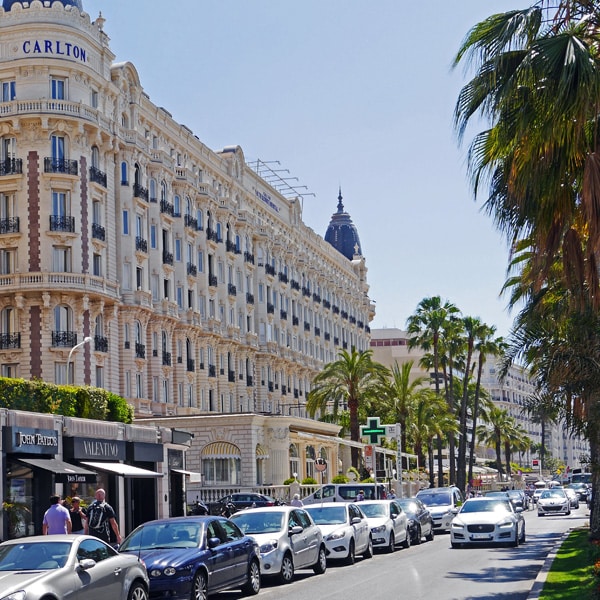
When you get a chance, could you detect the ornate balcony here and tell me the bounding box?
[133,183,149,201]
[44,157,78,175]
[278,272,288,283]
[246,292,254,304]
[162,250,174,265]
[244,251,254,264]
[228,370,236,382]
[136,237,148,253]
[0,158,22,176]
[208,364,216,377]
[184,214,198,230]
[135,342,146,359]
[0,217,19,234]
[228,283,237,296]
[187,359,195,372]
[160,200,174,216]
[265,264,276,276]
[49,215,75,232]
[267,303,275,314]
[89,166,107,187]
[94,335,108,352]
[51,331,77,347]
[162,351,172,366]
[0,332,20,349]
[92,223,105,241]
[280,310,287,320]
[187,263,197,277]
[209,274,218,287]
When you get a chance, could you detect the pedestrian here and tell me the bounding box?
[290,493,303,507]
[355,489,365,502]
[69,496,87,534]
[42,494,72,535]
[388,489,396,499]
[86,488,122,545]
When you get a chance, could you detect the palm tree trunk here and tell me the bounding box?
[427,441,435,487]
[590,434,600,540]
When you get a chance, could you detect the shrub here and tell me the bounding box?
[283,477,296,485]
[301,477,318,485]
[332,474,349,483]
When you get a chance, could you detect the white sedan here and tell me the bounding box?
[537,488,571,516]
[450,497,525,548]
[305,502,373,564]
[359,499,410,552]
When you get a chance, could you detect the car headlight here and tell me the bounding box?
[327,530,347,541]
[498,520,514,529]
[260,539,278,553]
[1,592,26,600]
[151,567,177,577]
[451,521,464,530]
[371,525,386,534]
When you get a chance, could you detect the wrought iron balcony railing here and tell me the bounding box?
[89,166,107,187]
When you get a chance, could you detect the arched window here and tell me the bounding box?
[53,305,71,332]
[91,146,100,169]
[121,161,128,186]
[174,194,181,216]
[305,445,316,480]
[135,321,143,344]
[196,208,203,230]
[161,180,167,202]
[149,178,157,202]
[134,163,142,186]
[94,314,104,336]
[185,196,192,217]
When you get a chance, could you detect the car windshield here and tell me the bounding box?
[0,542,71,570]
[418,493,451,506]
[231,511,285,534]
[460,500,511,514]
[541,490,565,499]
[121,523,202,550]
[398,501,417,516]
[305,506,347,525]
[359,504,387,518]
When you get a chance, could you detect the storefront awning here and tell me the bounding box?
[256,444,269,460]
[81,461,163,478]
[18,458,97,484]
[171,468,202,483]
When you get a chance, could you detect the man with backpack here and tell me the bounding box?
[86,488,122,546]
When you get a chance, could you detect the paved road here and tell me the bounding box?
[218,503,588,600]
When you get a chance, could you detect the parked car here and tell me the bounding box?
[0,534,149,600]
[562,487,580,509]
[230,506,327,583]
[119,516,261,598]
[305,501,373,564]
[302,483,388,505]
[566,482,590,502]
[397,497,435,544]
[450,497,525,548]
[358,499,410,552]
[484,489,529,511]
[537,488,571,516]
[209,493,277,515]
[416,486,465,533]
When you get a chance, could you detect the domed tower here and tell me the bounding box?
[324,188,362,260]
[2,0,83,9]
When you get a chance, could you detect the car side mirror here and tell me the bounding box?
[351,516,362,525]
[78,558,96,570]
[208,537,221,549]
[289,525,303,536]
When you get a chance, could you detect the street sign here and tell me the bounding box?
[385,424,399,437]
[360,417,386,444]
[314,458,327,472]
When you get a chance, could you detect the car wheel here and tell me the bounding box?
[519,524,526,544]
[425,525,434,542]
[413,525,422,545]
[345,539,356,565]
[241,559,261,596]
[510,528,520,548]
[191,571,208,600]
[128,581,148,600]
[279,553,294,584]
[402,529,411,549]
[363,535,373,559]
[313,545,327,574]
[387,533,396,553]
[567,509,571,515]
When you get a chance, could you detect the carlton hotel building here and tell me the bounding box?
[0,0,374,495]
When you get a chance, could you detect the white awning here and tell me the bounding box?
[171,468,202,483]
[82,461,163,478]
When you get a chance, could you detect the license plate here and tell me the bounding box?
[471,533,491,540]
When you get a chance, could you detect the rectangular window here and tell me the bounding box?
[95,366,104,388]
[150,224,157,249]
[93,253,102,276]
[91,89,98,108]
[198,295,206,318]
[176,285,183,309]
[258,283,264,303]
[55,362,69,385]
[1,364,17,378]
[1,81,15,102]
[125,371,131,398]
[174,238,182,262]
[152,376,159,402]
[123,210,129,235]
[51,77,66,100]
[136,266,143,289]
[151,274,159,301]
[197,250,204,272]
[136,373,143,398]
[92,200,102,225]
[0,249,14,275]
[52,246,71,272]
[52,191,68,217]
[1,137,16,161]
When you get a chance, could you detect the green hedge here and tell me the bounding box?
[0,377,133,423]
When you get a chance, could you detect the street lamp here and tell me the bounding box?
[67,336,92,384]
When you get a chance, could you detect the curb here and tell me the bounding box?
[527,530,571,600]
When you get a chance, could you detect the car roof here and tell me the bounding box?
[230,506,297,514]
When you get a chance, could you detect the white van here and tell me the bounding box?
[302,483,387,505]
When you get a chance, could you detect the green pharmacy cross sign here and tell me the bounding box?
[360,417,386,445]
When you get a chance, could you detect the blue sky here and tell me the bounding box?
[84,0,530,338]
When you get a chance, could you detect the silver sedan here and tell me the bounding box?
[0,534,149,600]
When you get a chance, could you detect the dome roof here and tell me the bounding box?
[2,0,83,10]
[324,188,362,261]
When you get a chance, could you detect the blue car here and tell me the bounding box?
[119,516,261,600]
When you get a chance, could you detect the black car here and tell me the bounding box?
[397,497,435,544]
[209,493,277,516]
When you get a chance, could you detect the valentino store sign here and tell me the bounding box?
[64,437,126,461]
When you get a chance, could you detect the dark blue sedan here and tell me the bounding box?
[119,516,261,600]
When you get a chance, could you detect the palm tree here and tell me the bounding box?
[522,389,560,470]
[306,349,390,468]
[407,296,461,484]
[477,405,514,479]
[468,328,506,485]
[380,360,429,457]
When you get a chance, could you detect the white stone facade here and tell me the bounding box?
[0,2,374,424]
